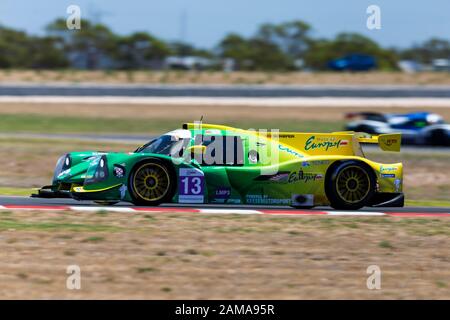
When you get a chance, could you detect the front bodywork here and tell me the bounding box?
[35,124,404,208]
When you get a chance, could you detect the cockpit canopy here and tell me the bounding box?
[135,129,191,156]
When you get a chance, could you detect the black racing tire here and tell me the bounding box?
[428,129,450,146]
[325,160,376,210]
[128,159,177,206]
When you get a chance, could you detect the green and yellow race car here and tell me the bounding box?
[34,123,404,210]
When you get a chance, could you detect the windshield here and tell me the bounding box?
[135,134,190,157]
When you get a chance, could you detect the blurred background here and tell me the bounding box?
[0,0,449,72]
[0,0,448,201]
[0,0,449,300]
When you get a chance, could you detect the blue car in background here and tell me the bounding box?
[345,111,450,146]
[328,54,376,71]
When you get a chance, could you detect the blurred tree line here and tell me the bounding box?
[0,18,448,71]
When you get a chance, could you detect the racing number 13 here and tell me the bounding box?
[181,176,202,195]
[179,168,204,203]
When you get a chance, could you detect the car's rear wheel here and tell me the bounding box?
[129,160,176,206]
[428,129,450,146]
[325,161,376,210]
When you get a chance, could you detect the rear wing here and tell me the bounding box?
[358,133,401,152]
[333,132,401,152]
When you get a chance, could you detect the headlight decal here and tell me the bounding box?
[62,155,72,170]
[84,155,109,185]
[53,154,71,181]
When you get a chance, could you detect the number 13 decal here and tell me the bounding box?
[181,176,202,195]
[179,168,205,203]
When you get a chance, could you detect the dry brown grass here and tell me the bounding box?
[0,210,448,299]
[0,138,133,188]
[1,70,450,85]
[1,103,450,122]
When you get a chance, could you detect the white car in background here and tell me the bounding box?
[345,112,450,146]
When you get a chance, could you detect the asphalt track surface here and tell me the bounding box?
[0,196,448,216]
[1,84,450,98]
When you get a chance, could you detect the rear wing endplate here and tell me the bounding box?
[357,133,401,152]
[332,131,401,152]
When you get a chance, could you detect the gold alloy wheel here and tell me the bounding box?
[335,165,370,204]
[132,163,170,202]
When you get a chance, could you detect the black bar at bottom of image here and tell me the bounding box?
[0,300,447,319]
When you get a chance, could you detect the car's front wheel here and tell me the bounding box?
[129,160,176,206]
[325,161,376,210]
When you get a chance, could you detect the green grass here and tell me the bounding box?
[0,187,34,196]
[0,114,176,134]
[406,199,450,208]
[136,267,157,273]
[0,114,343,134]
[81,236,106,242]
[378,240,394,249]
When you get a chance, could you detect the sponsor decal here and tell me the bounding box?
[267,134,295,139]
[381,173,395,178]
[246,194,290,205]
[119,185,127,199]
[215,187,231,200]
[279,145,304,158]
[394,179,401,192]
[113,165,126,178]
[301,160,330,167]
[288,169,323,183]
[380,165,397,173]
[268,173,290,182]
[253,172,290,182]
[179,168,205,203]
[305,136,348,151]
[58,169,71,178]
[278,134,295,138]
[310,160,330,166]
[384,138,398,147]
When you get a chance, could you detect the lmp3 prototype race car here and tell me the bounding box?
[34,123,404,210]
[345,111,450,146]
